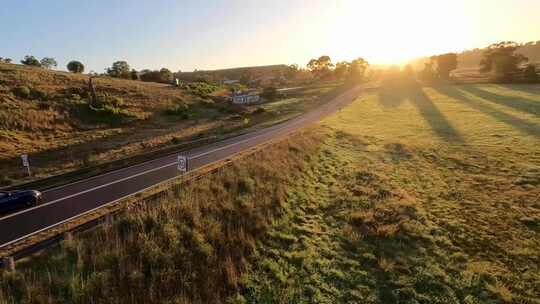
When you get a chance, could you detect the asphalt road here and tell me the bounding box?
[0,86,363,249]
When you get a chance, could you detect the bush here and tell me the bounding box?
[523,64,539,83]
[186,82,219,97]
[97,94,124,108]
[253,107,266,115]
[31,88,49,100]
[67,61,84,73]
[20,55,41,67]
[12,86,31,99]
[262,87,278,101]
[165,102,190,119]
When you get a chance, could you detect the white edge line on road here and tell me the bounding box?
[0,114,309,222]
[0,87,362,247]
[0,161,178,222]
[42,136,217,194]
[0,169,192,249]
[0,115,320,248]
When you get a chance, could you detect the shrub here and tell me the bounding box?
[187,82,219,97]
[97,94,124,108]
[253,107,266,115]
[20,55,41,67]
[523,64,539,83]
[12,86,31,99]
[262,87,278,101]
[165,102,190,119]
[31,88,49,100]
[67,61,85,73]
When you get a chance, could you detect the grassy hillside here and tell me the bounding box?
[0,63,337,186]
[1,83,538,303]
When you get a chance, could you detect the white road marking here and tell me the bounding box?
[0,161,178,221]
[0,87,360,231]
[0,114,308,222]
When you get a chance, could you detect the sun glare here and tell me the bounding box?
[319,0,473,65]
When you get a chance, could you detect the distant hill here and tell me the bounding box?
[410,40,540,70]
[175,64,290,82]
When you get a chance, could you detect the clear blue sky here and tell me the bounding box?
[1,0,539,73]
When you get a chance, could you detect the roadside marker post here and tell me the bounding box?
[177,155,188,173]
[21,154,31,176]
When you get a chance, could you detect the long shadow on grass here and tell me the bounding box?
[498,84,540,95]
[459,85,540,118]
[434,85,540,140]
[378,83,463,143]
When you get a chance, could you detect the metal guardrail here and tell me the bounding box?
[0,134,281,269]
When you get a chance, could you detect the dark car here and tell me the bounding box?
[0,190,42,213]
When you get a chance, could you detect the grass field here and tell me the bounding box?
[240,83,540,303]
[1,83,538,303]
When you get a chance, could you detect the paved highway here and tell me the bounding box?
[0,86,363,249]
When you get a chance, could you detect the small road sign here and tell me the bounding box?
[21,154,29,167]
[177,155,188,172]
[21,154,31,176]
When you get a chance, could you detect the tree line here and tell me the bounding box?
[1,55,176,84]
[417,41,539,83]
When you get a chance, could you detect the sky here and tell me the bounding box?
[1,0,539,73]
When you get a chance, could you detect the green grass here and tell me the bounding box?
[238,83,540,303]
[1,83,539,303]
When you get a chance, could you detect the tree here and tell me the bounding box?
[21,55,41,67]
[40,57,57,69]
[107,61,131,78]
[67,61,85,73]
[431,53,457,80]
[347,58,369,82]
[140,68,173,83]
[159,68,173,83]
[523,64,539,83]
[307,55,334,79]
[130,69,139,80]
[480,41,528,82]
[418,62,437,83]
[334,61,350,80]
[286,64,299,79]
[0,57,12,64]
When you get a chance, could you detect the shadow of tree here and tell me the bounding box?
[497,84,540,95]
[433,85,540,140]
[407,87,464,143]
[377,81,463,143]
[460,85,540,118]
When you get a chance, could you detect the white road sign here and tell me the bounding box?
[177,155,188,172]
[21,154,29,167]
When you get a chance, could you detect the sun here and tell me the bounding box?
[318,0,473,65]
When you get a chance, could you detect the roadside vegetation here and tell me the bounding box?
[0,62,341,187]
[0,131,324,303]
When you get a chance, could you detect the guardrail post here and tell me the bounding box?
[2,256,15,271]
[105,214,114,225]
[64,231,74,243]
